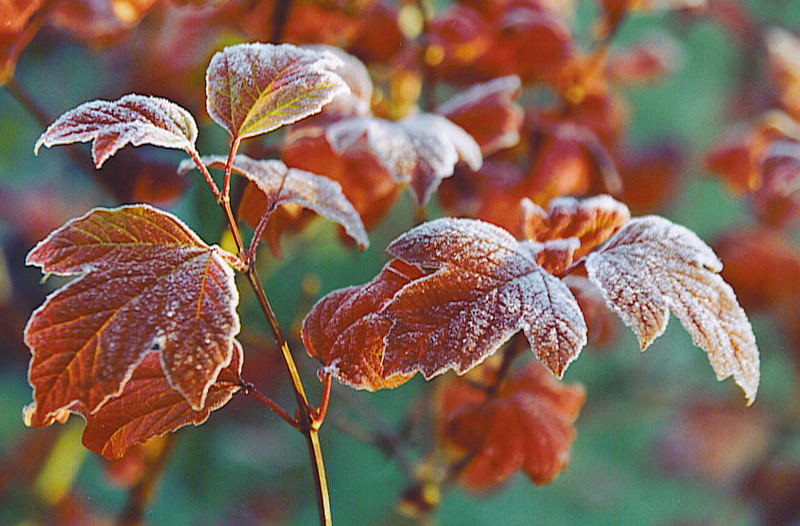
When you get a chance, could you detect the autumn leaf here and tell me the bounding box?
[205,42,349,141]
[439,361,585,490]
[383,218,587,379]
[179,154,368,250]
[302,260,425,390]
[79,340,243,459]
[325,113,482,204]
[584,216,760,404]
[23,205,241,428]
[437,75,524,156]
[520,195,631,258]
[34,94,198,168]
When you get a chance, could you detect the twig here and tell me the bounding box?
[271,0,294,43]
[240,380,299,429]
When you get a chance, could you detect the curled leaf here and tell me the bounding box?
[302,260,425,390]
[205,42,349,140]
[24,205,240,426]
[585,216,759,404]
[326,113,482,204]
[180,154,368,250]
[384,218,587,379]
[34,94,198,168]
[80,340,244,459]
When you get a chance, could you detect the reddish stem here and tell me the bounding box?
[240,380,299,430]
[312,373,333,428]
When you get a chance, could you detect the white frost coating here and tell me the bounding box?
[436,75,521,115]
[585,216,760,404]
[205,42,350,139]
[302,44,373,107]
[325,113,483,205]
[34,94,198,168]
[191,154,369,250]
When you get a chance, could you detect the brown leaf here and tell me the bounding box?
[437,75,524,156]
[205,42,349,140]
[180,154,368,250]
[520,195,631,258]
[80,340,243,459]
[607,34,682,85]
[325,113,482,204]
[383,218,587,379]
[23,205,240,425]
[585,216,760,404]
[564,275,618,347]
[439,361,585,490]
[301,260,424,390]
[34,94,198,168]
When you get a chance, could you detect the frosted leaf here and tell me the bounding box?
[303,44,372,115]
[520,195,631,258]
[302,260,424,390]
[384,218,587,379]
[205,42,349,140]
[34,94,198,168]
[80,340,243,459]
[182,154,368,250]
[23,205,241,427]
[437,75,524,156]
[585,216,759,404]
[326,113,482,205]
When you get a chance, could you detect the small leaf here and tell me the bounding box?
[520,195,631,258]
[585,216,760,404]
[302,260,425,390]
[326,113,482,204]
[181,154,368,250]
[383,218,587,379]
[34,94,198,168]
[24,205,240,426]
[205,42,349,140]
[439,361,585,490]
[81,340,244,459]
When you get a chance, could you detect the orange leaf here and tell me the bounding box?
[440,361,585,490]
[23,205,240,426]
[34,94,198,168]
[383,218,587,379]
[80,340,243,459]
[585,216,760,404]
[205,42,349,140]
[302,260,424,390]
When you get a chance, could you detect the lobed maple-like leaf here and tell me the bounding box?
[383,218,587,379]
[205,42,349,140]
[79,340,244,459]
[34,94,198,168]
[179,154,368,250]
[437,75,524,156]
[23,205,241,427]
[585,216,759,404]
[302,260,425,391]
[520,195,631,258]
[325,113,482,205]
[440,361,585,490]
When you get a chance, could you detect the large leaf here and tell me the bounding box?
[205,42,349,140]
[326,113,482,205]
[585,216,760,404]
[302,260,424,390]
[179,154,368,250]
[34,94,198,168]
[24,205,240,425]
[383,218,587,379]
[78,340,243,459]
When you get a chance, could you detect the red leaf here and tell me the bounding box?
[23,205,240,426]
[302,260,424,390]
[180,154,368,250]
[607,34,682,85]
[80,340,243,459]
[205,42,349,140]
[325,113,482,204]
[383,218,587,379]
[585,216,760,404]
[437,75,524,156]
[440,361,585,490]
[34,94,198,168]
